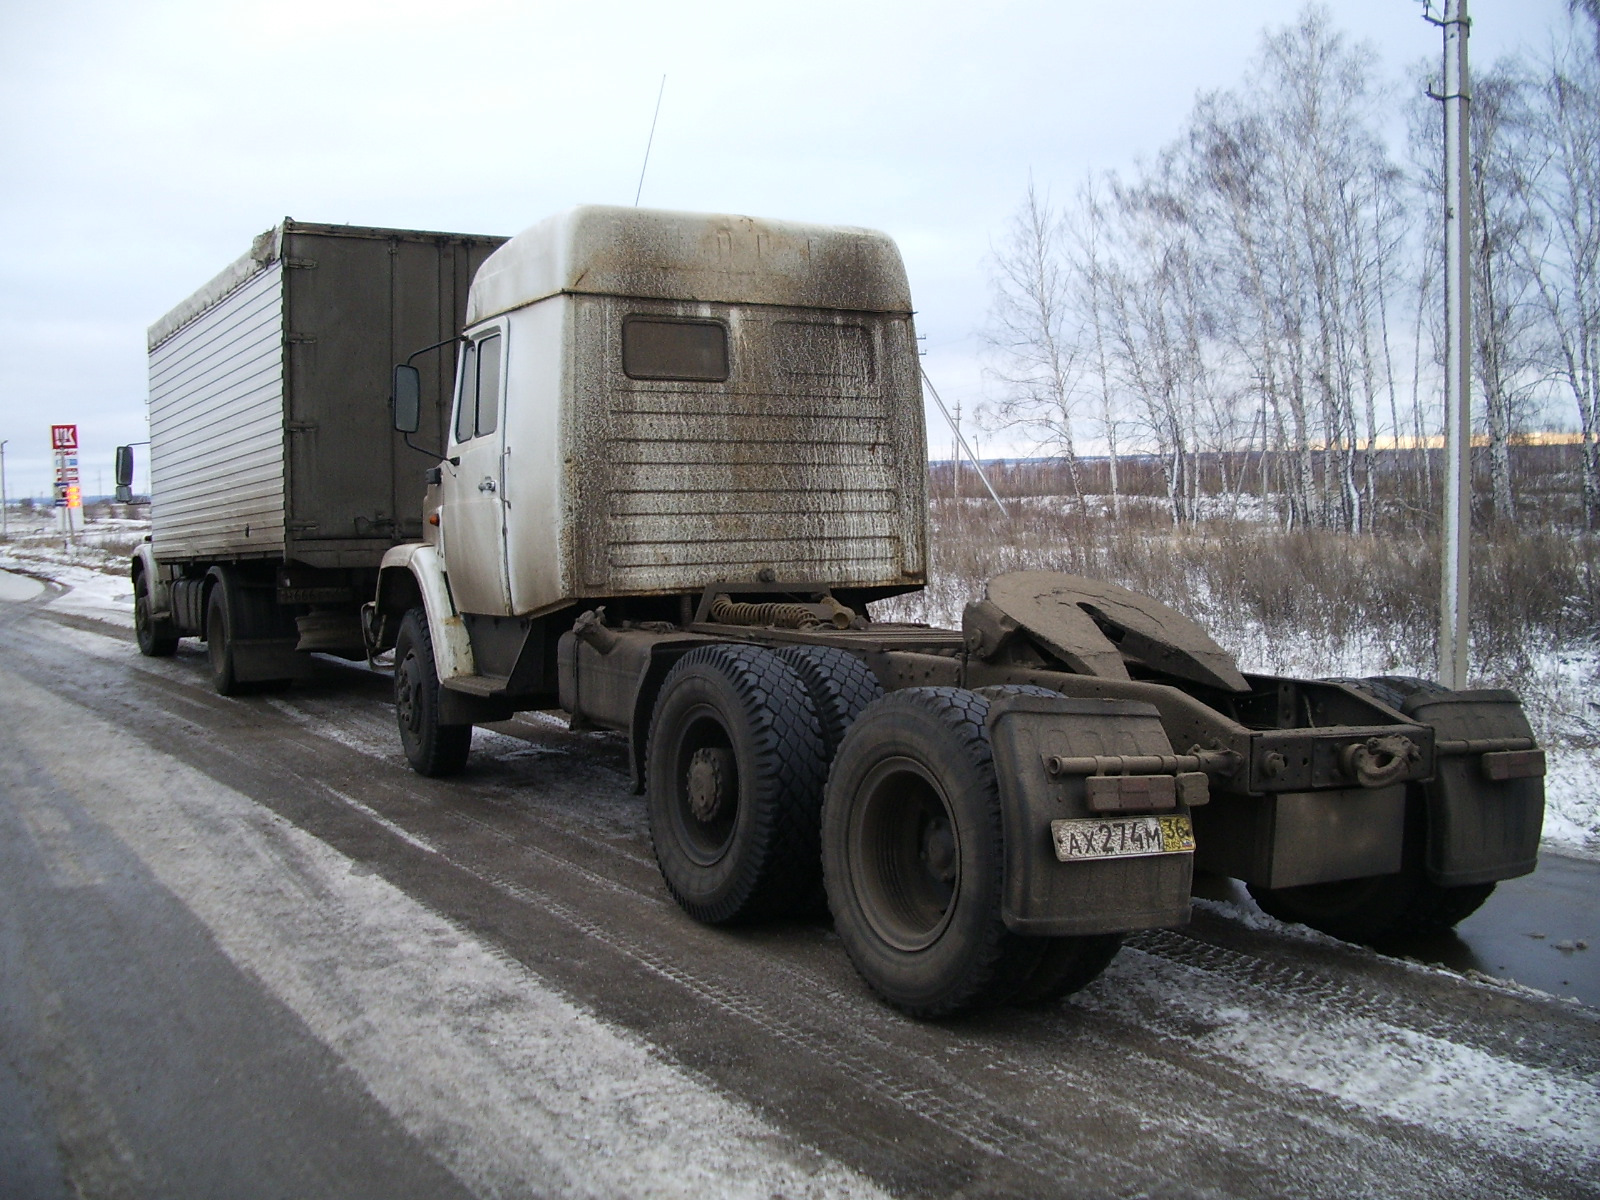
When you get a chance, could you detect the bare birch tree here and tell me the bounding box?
[984,181,1089,513]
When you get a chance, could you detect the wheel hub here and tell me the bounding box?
[397,656,423,732]
[686,747,735,823]
[920,815,957,887]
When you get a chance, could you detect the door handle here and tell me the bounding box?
[478,478,497,493]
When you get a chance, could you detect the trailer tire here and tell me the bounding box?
[1334,674,1450,715]
[773,644,883,757]
[822,687,1043,1017]
[134,588,179,657]
[646,644,828,924]
[394,607,471,777]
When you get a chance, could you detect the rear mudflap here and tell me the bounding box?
[985,694,1194,936]
[1405,690,1545,886]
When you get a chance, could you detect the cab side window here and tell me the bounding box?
[475,334,501,436]
[453,340,479,444]
[452,332,503,443]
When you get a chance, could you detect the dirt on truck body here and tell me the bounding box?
[141,205,1546,1018]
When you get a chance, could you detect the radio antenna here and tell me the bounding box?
[634,75,667,206]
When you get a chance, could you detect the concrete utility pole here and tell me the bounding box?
[0,440,8,540]
[953,399,963,501]
[1428,0,1473,690]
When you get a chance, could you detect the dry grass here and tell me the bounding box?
[877,497,1600,700]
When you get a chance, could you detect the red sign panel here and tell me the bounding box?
[51,424,79,451]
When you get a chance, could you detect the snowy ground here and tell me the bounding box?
[3,512,1595,855]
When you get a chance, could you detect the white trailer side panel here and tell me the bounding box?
[148,262,286,561]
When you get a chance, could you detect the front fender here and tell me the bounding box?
[376,543,476,682]
[131,542,169,616]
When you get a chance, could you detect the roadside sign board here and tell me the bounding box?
[51,424,82,509]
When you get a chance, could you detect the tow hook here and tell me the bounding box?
[1340,734,1420,787]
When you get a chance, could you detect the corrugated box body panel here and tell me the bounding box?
[148,261,287,560]
[148,222,506,568]
[556,295,926,603]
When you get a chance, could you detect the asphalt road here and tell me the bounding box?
[2,575,1597,1199]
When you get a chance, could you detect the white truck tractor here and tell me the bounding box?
[136,207,1546,1017]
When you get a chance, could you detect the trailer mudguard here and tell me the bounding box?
[375,543,478,682]
[985,693,1194,936]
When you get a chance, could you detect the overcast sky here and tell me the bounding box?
[0,0,1574,498]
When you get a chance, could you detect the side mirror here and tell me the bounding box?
[115,445,135,488]
[392,365,422,434]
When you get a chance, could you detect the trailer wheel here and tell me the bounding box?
[394,608,471,777]
[822,687,1043,1017]
[773,644,884,757]
[134,587,179,657]
[646,644,828,924]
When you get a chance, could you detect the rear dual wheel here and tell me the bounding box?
[646,644,830,924]
[1248,675,1496,944]
[823,686,1119,1017]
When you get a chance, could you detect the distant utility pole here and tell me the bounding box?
[953,400,963,500]
[0,439,8,540]
[1426,0,1473,690]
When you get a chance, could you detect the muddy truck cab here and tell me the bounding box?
[368,205,1545,1017]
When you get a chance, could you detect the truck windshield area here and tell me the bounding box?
[622,317,728,381]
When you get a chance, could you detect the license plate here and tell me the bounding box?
[1050,814,1195,862]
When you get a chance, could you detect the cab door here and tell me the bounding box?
[438,327,511,615]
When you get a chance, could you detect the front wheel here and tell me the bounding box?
[822,687,1049,1018]
[394,608,471,777]
[134,587,179,657]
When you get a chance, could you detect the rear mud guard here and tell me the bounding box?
[1405,690,1545,887]
[985,694,1193,936]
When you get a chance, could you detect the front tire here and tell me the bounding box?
[646,644,828,924]
[822,687,1045,1017]
[394,608,471,777]
[134,586,179,657]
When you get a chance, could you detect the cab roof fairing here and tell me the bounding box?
[463,205,914,326]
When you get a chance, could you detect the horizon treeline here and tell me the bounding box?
[982,3,1600,534]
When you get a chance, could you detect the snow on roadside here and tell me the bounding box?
[1081,947,1600,1167]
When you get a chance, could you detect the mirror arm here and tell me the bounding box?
[393,335,464,459]
[405,335,462,367]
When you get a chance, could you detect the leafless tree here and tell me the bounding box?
[1515,32,1600,525]
[984,181,1090,513]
